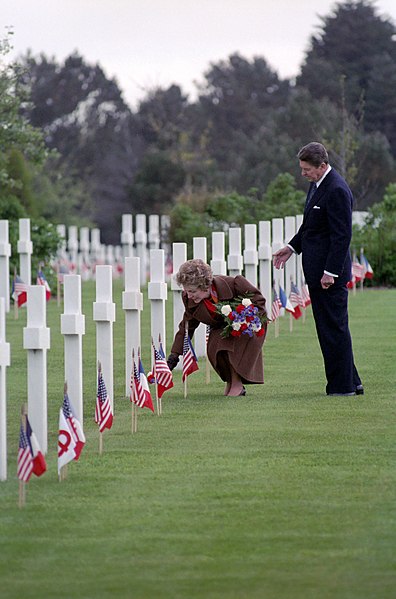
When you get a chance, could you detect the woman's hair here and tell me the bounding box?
[176,259,213,290]
[297,142,329,167]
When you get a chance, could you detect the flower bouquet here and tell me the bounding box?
[215,295,267,338]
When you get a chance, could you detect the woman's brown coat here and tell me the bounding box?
[170,275,267,384]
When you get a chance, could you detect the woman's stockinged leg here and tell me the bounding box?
[227,365,244,396]
[215,350,245,397]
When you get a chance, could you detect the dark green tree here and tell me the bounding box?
[195,53,290,189]
[352,183,396,285]
[6,149,36,214]
[127,151,185,214]
[257,173,305,221]
[273,87,395,207]
[297,1,396,154]
[168,203,208,254]
[0,33,47,204]
[0,33,61,272]
[136,85,188,151]
[18,52,144,242]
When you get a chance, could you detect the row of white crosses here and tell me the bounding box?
[0,216,306,480]
[54,213,305,294]
[55,214,171,285]
[0,219,32,314]
[0,212,305,325]
[57,225,123,281]
[0,254,157,480]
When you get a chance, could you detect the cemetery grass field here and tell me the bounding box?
[1,283,395,599]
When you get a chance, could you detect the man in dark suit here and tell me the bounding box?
[273,142,363,396]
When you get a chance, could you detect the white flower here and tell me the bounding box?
[242,298,252,307]
[232,322,241,330]
[251,322,261,332]
[221,305,232,316]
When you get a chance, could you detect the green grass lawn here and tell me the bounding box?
[1,284,395,599]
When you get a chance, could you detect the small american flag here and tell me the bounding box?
[26,418,47,477]
[95,367,113,432]
[361,254,374,279]
[57,263,70,283]
[301,284,311,307]
[11,275,28,307]
[153,343,173,399]
[131,358,154,412]
[62,392,85,460]
[37,270,51,301]
[289,282,304,319]
[351,260,365,282]
[182,329,199,382]
[290,282,305,307]
[270,288,281,321]
[17,424,33,482]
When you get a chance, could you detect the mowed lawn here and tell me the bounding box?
[1,283,395,599]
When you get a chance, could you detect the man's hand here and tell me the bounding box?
[321,273,334,289]
[273,246,293,269]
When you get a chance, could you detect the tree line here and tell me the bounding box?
[1,1,395,284]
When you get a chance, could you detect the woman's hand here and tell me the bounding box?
[167,353,179,371]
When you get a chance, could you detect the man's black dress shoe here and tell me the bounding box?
[239,386,246,396]
[356,385,364,395]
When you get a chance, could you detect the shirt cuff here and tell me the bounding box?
[324,270,338,277]
[287,244,296,253]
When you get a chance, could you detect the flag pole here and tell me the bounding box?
[13,267,18,320]
[152,338,160,415]
[56,262,61,307]
[18,404,28,508]
[289,312,293,333]
[352,251,357,297]
[18,479,26,508]
[97,361,104,454]
[59,464,68,482]
[359,246,364,292]
[183,325,188,398]
[157,334,164,415]
[131,351,135,433]
[274,318,279,338]
[133,403,137,433]
[205,326,210,384]
[59,382,68,479]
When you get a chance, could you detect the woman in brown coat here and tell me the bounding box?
[167,259,267,396]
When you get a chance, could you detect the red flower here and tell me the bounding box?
[231,329,242,337]
[240,323,248,331]
[256,327,265,337]
[235,304,245,314]
[228,312,235,321]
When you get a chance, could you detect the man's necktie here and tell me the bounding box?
[305,183,317,212]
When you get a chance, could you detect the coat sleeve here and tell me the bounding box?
[170,294,202,356]
[324,186,352,275]
[289,228,302,254]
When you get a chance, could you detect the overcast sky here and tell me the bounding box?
[2,0,395,108]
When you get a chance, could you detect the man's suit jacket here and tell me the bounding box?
[289,168,353,288]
